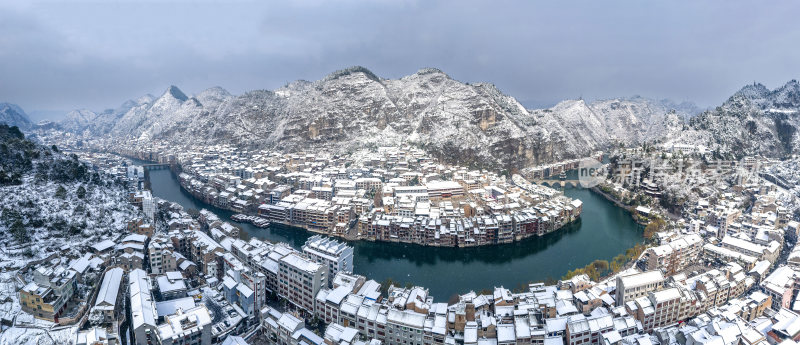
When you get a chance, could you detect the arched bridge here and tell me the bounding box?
[530,179,582,188]
[141,163,172,170]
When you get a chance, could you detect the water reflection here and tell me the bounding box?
[350,219,582,266]
[145,167,642,300]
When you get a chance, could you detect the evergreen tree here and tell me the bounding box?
[10,220,29,243]
[55,185,67,199]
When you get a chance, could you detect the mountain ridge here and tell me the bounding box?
[27,66,800,169]
[43,66,706,169]
[0,103,33,130]
[683,79,800,158]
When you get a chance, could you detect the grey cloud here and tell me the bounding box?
[1,0,799,116]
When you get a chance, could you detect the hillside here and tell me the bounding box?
[530,97,693,155]
[0,124,140,268]
[51,67,699,170]
[685,80,800,158]
[20,69,800,166]
[0,103,32,130]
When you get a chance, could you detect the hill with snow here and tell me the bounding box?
[48,66,703,169]
[0,103,32,130]
[682,80,800,158]
[0,124,140,268]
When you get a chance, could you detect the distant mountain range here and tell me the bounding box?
[5,66,800,168]
[684,80,800,157]
[0,103,32,130]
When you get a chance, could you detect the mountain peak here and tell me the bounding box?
[194,87,232,108]
[136,94,156,105]
[552,98,589,111]
[779,79,800,92]
[770,79,800,108]
[416,67,447,76]
[163,85,188,102]
[0,102,26,116]
[323,66,381,83]
[120,99,138,109]
[199,86,230,96]
[0,102,32,129]
[735,82,769,100]
[726,79,800,110]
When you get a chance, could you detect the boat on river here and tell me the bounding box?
[230,213,271,228]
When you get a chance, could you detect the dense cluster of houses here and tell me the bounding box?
[21,198,800,345]
[128,144,585,247]
[17,142,800,345]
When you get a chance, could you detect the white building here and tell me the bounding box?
[141,190,156,224]
[93,267,124,324]
[156,272,188,300]
[156,305,212,345]
[130,269,158,345]
[303,235,354,287]
[149,235,177,275]
[615,270,665,306]
[76,327,114,345]
[385,309,427,345]
[279,253,327,313]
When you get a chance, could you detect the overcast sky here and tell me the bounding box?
[2,1,800,120]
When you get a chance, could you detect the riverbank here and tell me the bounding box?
[590,185,634,211]
[140,159,643,300]
[172,165,582,248]
[589,184,657,227]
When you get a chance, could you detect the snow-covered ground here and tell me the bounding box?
[0,129,141,344]
[0,174,140,270]
[0,325,78,345]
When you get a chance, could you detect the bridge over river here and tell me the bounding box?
[138,160,642,300]
[140,163,173,170]
[531,179,583,188]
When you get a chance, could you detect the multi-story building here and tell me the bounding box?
[626,286,699,332]
[565,314,614,345]
[426,180,465,200]
[93,267,125,325]
[262,306,324,345]
[385,309,427,345]
[149,235,177,275]
[761,265,800,310]
[130,269,158,345]
[279,253,327,314]
[709,207,741,236]
[291,198,338,233]
[314,285,350,325]
[303,235,354,288]
[721,235,780,263]
[142,190,156,224]
[355,177,382,192]
[615,270,664,306]
[706,291,772,322]
[156,305,212,345]
[184,230,225,277]
[128,218,155,238]
[703,243,759,270]
[644,234,703,275]
[19,265,76,322]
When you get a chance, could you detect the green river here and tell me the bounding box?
[146,168,642,301]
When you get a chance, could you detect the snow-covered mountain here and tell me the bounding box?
[0,103,32,130]
[52,67,703,169]
[684,80,800,158]
[59,95,155,136]
[0,123,139,253]
[530,96,695,154]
